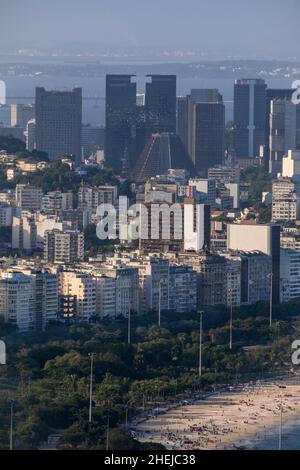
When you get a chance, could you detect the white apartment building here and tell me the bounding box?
[272,178,300,222]
[44,230,84,264]
[1,265,58,330]
[115,267,139,316]
[12,212,70,250]
[282,150,300,180]
[184,203,211,252]
[224,257,241,307]
[14,267,58,330]
[169,265,197,313]
[12,214,37,251]
[140,258,170,314]
[78,185,118,212]
[94,276,116,318]
[0,271,33,332]
[35,213,66,246]
[93,265,139,317]
[15,184,43,211]
[98,255,197,315]
[59,271,96,321]
[224,183,240,209]
[42,191,73,211]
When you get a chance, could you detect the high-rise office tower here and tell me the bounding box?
[145,75,176,134]
[105,75,137,173]
[264,89,295,170]
[190,91,225,177]
[234,79,267,159]
[81,124,105,158]
[269,99,300,174]
[192,102,225,177]
[176,96,189,150]
[190,89,223,103]
[35,87,82,163]
[177,90,225,177]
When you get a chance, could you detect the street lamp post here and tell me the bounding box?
[88,353,95,423]
[158,283,161,328]
[279,394,283,450]
[198,311,204,378]
[230,298,233,351]
[268,273,273,329]
[9,400,14,451]
[128,299,131,345]
[106,415,110,450]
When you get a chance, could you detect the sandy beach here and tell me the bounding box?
[133,377,300,450]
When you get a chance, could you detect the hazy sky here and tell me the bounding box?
[0,0,299,59]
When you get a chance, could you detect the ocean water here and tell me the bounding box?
[0,75,293,126]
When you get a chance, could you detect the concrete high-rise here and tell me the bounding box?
[105,74,177,174]
[0,271,33,332]
[105,75,137,173]
[176,96,189,150]
[227,223,281,304]
[145,75,176,134]
[191,101,225,176]
[264,89,295,170]
[81,124,105,158]
[44,230,84,264]
[234,79,267,159]
[178,89,225,177]
[269,99,300,174]
[35,87,82,163]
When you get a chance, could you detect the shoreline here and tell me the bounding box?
[132,376,300,450]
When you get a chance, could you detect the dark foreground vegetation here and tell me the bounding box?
[0,299,300,449]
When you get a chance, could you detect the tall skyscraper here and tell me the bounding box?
[81,124,105,158]
[234,79,267,159]
[190,89,222,103]
[192,102,225,177]
[35,87,82,163]
[177,89,225,177]
[269,99,300,174]
[176,96,189,150]
[145,75,176,134]
[105,75,137,173]
[264,88,295,170]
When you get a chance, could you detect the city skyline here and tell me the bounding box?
[1,1,300,455]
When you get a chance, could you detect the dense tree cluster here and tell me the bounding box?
[0,300,299,449]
